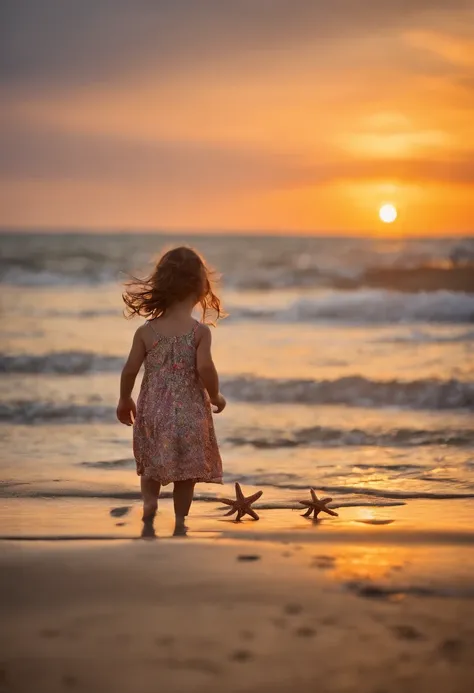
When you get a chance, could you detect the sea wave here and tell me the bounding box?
[1,385,473,429]
[1,232,473,292]
[373,328,474,343]
[225,473,474,501]
[2,263,473,293]
[3,478,473,503]
[1,374,473,414]
[0,352,123,374]
[0,401,114,424]
[11,290,474,325]
[228,290,474,324]
[227,425,474,448]
[223,376,474,410]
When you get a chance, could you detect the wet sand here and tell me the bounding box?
[1,501,474,693]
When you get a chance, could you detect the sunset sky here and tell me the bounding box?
[1,0,474,235]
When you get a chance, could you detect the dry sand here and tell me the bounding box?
[1,503,474,693]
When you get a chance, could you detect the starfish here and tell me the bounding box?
[220,482,263,521]
[297,488,339,520]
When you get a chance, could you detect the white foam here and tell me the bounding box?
[228,290,474,324]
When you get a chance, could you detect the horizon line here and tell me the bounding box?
[1,225,473,240]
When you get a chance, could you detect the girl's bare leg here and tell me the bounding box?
[173,480,195,526]
[141,477,161,520]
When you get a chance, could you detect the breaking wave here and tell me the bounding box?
[1,376,473,420]
[2,249,473,293]
[227,425,474,448]
[0,401,115,424]
[228,290,474,325]
[373,328,474,344]
[1,232,474,292]
[223,376,474,410]
[9,290,474,326]
[0,352,123,374]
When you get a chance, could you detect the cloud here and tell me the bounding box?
[1,1,473,231]
[295,155,474,187]
[0,123,303,190]
[2,0,472,88]
[1,121,473,192]
[406,30,474,67]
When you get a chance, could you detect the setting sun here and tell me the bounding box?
[379,204,398,224]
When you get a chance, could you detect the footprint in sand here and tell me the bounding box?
[439,638,464,662]
[110,506,131,518]
[391,625,424,641]
[230,649,253,662]
[295,626,316,638]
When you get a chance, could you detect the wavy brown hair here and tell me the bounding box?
[122,246,224,324]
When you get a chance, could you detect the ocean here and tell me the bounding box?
[1,232,473,537]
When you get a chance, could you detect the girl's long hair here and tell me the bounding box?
[122,246,224,324]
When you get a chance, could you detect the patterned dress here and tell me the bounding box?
[133,320,223,485]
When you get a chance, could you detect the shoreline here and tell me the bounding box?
[1,494,473,537]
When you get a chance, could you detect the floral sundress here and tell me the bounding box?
[133,320,223,485]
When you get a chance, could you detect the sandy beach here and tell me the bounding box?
[3,0,474,685]
[1,234,473,691]
[1,499,474,693]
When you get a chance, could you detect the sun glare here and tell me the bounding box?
[379,203,397,224]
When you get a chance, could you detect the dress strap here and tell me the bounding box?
[147,319,200,339]
[193,320,201,344]
[146,320,160,338]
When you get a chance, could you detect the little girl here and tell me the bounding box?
[116,246,226,532]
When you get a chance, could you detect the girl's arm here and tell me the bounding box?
[196,325,226,413]
[117,327,146,425]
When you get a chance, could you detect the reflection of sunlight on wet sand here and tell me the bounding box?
[356,507,382,523]
[2,490,473,540]
[330,545,406,583]
[325,543,474,596]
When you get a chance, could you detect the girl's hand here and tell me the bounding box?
[211,393,226,414]
[116,397,137,426]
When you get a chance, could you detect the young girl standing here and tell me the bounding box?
[116,247,226,532]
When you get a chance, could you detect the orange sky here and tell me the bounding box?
[1,1,474,235]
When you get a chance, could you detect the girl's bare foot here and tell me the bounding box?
[141,518,156,538]
[142,501,157,521]
[140,477,160,520]
[173,515,188,536]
